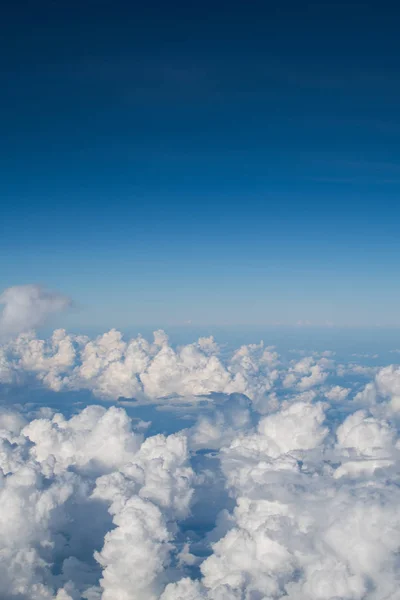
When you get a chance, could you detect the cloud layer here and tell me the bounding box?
[1,392,398,599]
[1,324,400,598]
[0,328,334,407]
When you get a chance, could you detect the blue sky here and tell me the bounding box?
[2,1,400,327]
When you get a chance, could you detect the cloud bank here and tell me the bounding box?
[0,328,334,408]
[1,315,400,598]
[0,391,399,599]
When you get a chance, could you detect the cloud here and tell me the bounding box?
[188,393,256,451]
[5,327,396,425]
[351,364,400,414]
[375,365,400,412]
[169,401,400,600]
[0,344,400,599]
[0,285,71,338]
[0,330,281,406]
[92,433,193,600]
[282,356,329,391]
[0,404,194,599]
[336,363,378,378]
[324,385,350,401]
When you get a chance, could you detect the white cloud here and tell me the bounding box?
[375,364,400,412]
[0,404,194,600]
[324,385,350,401]
[297,364,328,390]
[92,432,193,600]
[94,496,172,600]
[22,405,142,475]
[169,401,400,600]
[0,330,281,407]
[282,357,329,391]
[0,353,399,599]
[351,364,400,415]
[189,393,255,450]
[0,285,71,339]
[337,363,378,378]
[352,382,377,407]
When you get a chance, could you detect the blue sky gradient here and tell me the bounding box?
[2,1,400,326]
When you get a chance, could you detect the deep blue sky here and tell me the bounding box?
[1,1,400,327]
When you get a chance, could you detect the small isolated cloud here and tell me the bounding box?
[324,385,350,402]
[0,284,71,338]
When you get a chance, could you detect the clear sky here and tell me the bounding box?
[1,1,400,327]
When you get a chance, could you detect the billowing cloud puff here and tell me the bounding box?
[351,364,400,414]
[188,393,256,450]
[92,433,194,600]
[22,405,142,474]
[282,356,329,391]
[375,364,400,411]
[324,384,350,401]
[0,285,71,339]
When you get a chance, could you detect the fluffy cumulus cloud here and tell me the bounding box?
[282,356,331,391]
[324,384,350,401]
[1,318,400,598]
[352,364,400,415]
[0,285,71,339]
